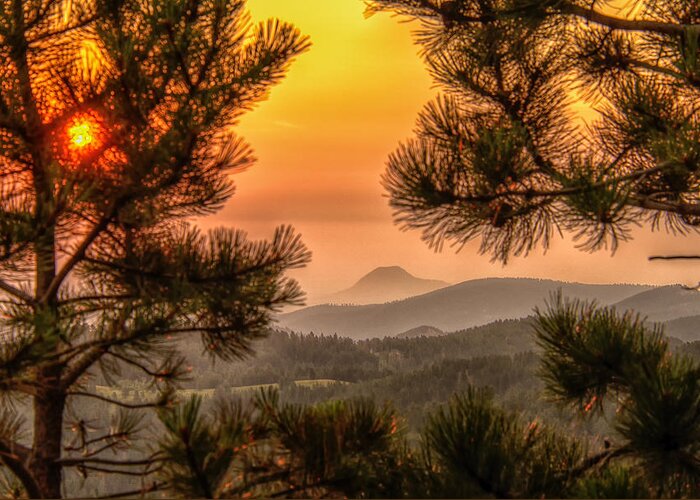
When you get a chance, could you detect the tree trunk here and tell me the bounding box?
[29,235,64,498]
[29,384,66,499]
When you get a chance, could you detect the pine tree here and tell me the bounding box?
[0,1,310,497]
[360,4,700,494]
[367,0,700,262]
[414,299,699,498]
[534,295,700,497]
[155,389,417,498]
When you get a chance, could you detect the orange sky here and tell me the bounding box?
[197,0,700,302]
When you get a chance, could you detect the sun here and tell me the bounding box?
[68,119,98,149]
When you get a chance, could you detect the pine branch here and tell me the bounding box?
[61,346,109,390]
[60,306,180,388]
[58,293,135,307]
[27,14,99,45]
[568,446,631,480]
[182,431,214,499]
[648,255,700,260]
[561,2,689,36]
[405,162,671,206]
[59,454,163,467]
[76,464,162,477]
[67,390,169,410]
[64,439,126,460]
[105,351,172,379]
[0,280,34,305]
[64,431,131,452]
[0,439,40,499]
[43,216,114,304]
[630,196,700,216]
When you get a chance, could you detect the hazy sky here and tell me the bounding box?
[197,0,700,302]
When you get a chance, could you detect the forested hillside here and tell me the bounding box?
[122,321,699,434]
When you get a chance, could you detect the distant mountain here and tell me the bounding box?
[326,266,449,305]
[661,315,700,343]
[396,325,445,339]
[613,286,700,323]
[278,278,652,339]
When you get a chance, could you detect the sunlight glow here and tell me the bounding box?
[68,117,100,150]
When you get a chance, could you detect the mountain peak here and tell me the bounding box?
[327,266,449,305]
[356,266,415,284]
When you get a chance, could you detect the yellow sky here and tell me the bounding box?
[198,0,700,301]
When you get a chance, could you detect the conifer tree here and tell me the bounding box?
[413,299,699,498]
[0,1,310,497]
[534,295,700,497]
[368,0,700,262]
[363,3,700,496]
[155,390,416,498]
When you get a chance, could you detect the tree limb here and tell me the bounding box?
[0,279,34,305]
[561,2,689,36]
[42,216,113,304]
[61,346,109,390]
[59,454,163,467]
[67,390,169,410]
[0,439,41,499]
[64,431,131,452]
[649,255,700,260]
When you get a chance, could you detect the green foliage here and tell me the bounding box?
[0,0,309,497]
[157,396,254,498]
[571,466,651,499]
[424,388,583,498]
[156,389,417,498]
[534,293,668,411]
[535,296,700,496]
[368,0,700,261]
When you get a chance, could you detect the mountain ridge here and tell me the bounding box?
[279,277,653,339]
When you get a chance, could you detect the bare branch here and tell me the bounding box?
[649,255,700,260]
[64,431,131,452]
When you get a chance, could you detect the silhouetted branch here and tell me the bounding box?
[64,431,131,452]
[649,255,700,260]
[568,446,630,480]
[183,433,214,499]
[43,216,113,304]
[59,454,163,467]
[77,465,161,477]
[561,2,689,35]
[67,390,168,410]
[0,439,41,498]
[0,279,34,305]
[105,351,165,378]
[58,293,135,307]
[27,14,99,45]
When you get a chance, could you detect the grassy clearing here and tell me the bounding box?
[95,379,351,403]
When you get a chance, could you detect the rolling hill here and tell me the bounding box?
[278,278,652,339]
[612,285,700,323]
[659,315,700,342]
[325,266,449,305]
